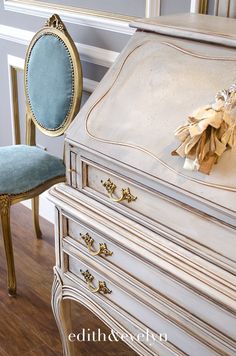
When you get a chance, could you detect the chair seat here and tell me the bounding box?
[0,145,65,195]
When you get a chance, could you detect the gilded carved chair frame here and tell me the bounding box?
[0,14,83,296]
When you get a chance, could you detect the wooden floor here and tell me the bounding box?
[0,204,137,356]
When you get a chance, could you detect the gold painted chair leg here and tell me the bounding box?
[0,196,17,296]
[32,196,42,239]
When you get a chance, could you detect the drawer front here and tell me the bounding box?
[63,247,231,356]
[63,214,236,345]
[80,158,236,270]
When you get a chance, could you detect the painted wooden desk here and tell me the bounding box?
[49,13,236,355]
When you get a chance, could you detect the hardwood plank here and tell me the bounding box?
[0,299,46,355]
[24,344,61,356]
[0,346,10,356]
[0,204,138,356]
[0,204,62,356]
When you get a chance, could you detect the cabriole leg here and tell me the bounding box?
[52,267,74,356]
[32,196,42,239]
[0,195,16,296]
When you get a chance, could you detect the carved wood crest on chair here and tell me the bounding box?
[0,14,83,296]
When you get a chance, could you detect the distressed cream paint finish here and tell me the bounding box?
[49,14,236,356]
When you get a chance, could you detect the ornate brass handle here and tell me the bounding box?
[80,269,112,294]
[101,178,137,203]
[80,233,113,257]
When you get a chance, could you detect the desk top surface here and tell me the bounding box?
[131,13,236,47]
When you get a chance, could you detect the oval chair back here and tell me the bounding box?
[25,14,82,138]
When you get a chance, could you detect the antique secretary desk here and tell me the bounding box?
[49,14,236,356]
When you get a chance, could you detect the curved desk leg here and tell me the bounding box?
[52,267,74,356]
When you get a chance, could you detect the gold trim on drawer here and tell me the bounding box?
[80,269,112,294]
[101,178,137,203]
[80,232,113,257]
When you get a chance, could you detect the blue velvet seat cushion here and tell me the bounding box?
[0,145,65,195]
[27,34,73,130]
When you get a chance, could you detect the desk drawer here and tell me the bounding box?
[80,159,236,271]
[49,183,236,355]
[63,214,236,346]
[63,247,233,356]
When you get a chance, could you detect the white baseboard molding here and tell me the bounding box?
[0,24,119,68]
[21,191,55,224]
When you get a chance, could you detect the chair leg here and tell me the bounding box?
[32,196,42,239]
[0,195,16,296]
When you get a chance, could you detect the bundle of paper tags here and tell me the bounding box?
[172,84,236,174]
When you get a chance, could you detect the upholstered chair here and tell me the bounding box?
[0,14,83,296]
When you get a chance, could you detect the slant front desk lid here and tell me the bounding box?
[67,14,236,222]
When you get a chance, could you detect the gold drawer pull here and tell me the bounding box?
[68,168,76,173]
[80,269,112,294]
[80,233,113,257]
[101,178,137,203]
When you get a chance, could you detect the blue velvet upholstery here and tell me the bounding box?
[26,34,73,130]
[0,145,65,195]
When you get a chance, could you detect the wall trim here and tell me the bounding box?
[145,0,161,17]
[213,0,235,17]
[83,78,98,94]
[7,55,24,145]
[3,1,203,34]
[190,0,208,13]
[4,0,136,35]
[0,25,119,68]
